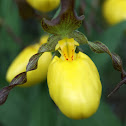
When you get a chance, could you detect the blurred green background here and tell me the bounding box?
[0,0,126,126]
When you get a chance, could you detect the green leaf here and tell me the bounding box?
[69,30,88,44]
[88,41,110,54]
[0,87,34,126]
[88,41,123,72]
[38,35,61,53]
[29,85,57,126]
[41,0,84,36]
[0,0,21,85]
[26,53,43,71]
[111,53,123,72]
[91,21,126,70]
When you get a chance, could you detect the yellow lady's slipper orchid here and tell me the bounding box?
[102,0,126,25]
[26,0,60,12]
[6,35,52,87]
[47,38,102,119]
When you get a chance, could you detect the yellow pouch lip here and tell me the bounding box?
[47,51,102,119]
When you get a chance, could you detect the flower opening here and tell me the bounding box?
[55,38,79,61]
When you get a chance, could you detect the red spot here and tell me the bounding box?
[66,58,68,60]
[71,55,74,60]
